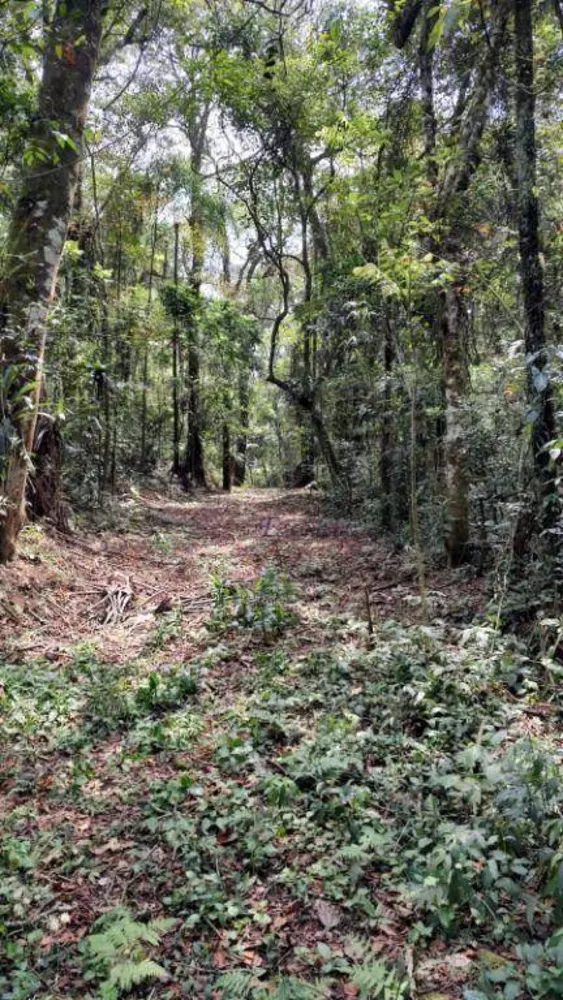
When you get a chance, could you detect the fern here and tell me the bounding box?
[360,827,391,852]
[351,960,408,1000]
[88,916,175,959]
[84,908,176,997]
[107,958,169,989]
[273,977,332,999]
[338,843,370,862]
[216,969,256,998]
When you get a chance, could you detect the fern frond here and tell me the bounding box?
[274,977,331,999]
[148,916,177,935]
[88,912,176,958]
[216,969,256,998]
[350,960,407,999]
[339,844,369,862]
[360,828,390,851]
[85,909,176,995]
[107,958,168,989]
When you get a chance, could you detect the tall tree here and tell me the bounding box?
[0,0,107,562]
[392,0,509,564]
[181,101,210,489]
[513,0,555,510]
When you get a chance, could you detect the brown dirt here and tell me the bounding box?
[0,487,484,664]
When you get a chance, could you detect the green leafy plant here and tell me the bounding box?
[82,908,176,999]
[466,932,563,999]
[350,960,408,1000]
[146,610,184,650]
[134,665,198,713]
[209,566,296,638]
[83,662,135,732]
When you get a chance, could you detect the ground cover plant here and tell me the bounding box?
[2,491,563,999]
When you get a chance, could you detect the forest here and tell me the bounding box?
[1,0,563,998]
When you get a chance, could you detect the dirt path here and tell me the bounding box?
[0,490,488,999]
[1,488,481,665]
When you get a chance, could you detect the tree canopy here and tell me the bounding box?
[2,0,562,570]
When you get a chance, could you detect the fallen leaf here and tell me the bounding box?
[313,899,341,930]
[243,951,263,966]
[217,828,237,845]
[92,838,137,856]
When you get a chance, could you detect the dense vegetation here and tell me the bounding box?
[1,0,562,568]
[3,492,563,1000]
[2,0,563,998]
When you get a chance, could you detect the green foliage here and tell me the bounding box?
[217,970,258,998]
[146,609,184,650]
[209,565,296,637]
[3,0,563,989]
[83,908,176,998]
[5,592,563,997]
[160,282,200,324]
[135,666,198,712]
[83,660,137,732]
[151,529,176,555]
[82,656,199,732]
[468,929,563,998]
[216,972,340,999]
[350,960,408,999]
[2,0,562,570]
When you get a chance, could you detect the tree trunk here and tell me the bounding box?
[222,422,232,492]
[183,338,206,487]
[418,0,508,565]
[140,188,159,470]
[140,343,150,470]
[419,0,438,180]
[418,9,471,566]
[301,427,316,486]
[233,374,249,486]
[0,0,105,562]
[27,414,70,532]
[309,405,343,493]
[101,301,112,492]
[441,283,471,566]
[172,221,181,475]
[380,315,395,532]
[181,113,207,489]
[514,0,555,502]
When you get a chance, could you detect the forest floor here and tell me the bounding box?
[0,489,561,1000]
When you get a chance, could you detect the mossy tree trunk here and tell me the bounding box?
[514,0,555,506]
[0,0,105,562]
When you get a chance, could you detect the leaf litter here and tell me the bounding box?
[1,489,562,999]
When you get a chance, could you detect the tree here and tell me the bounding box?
[513,0,555,517]
[391,0,510,564]
[199,298,260,490]
[0,0,107,562]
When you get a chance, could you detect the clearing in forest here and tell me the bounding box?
[1,490,562,1000]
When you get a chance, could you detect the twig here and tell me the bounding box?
[367,573,415,595]
[89,574,134,624]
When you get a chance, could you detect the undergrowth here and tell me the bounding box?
[2,588,563,998]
